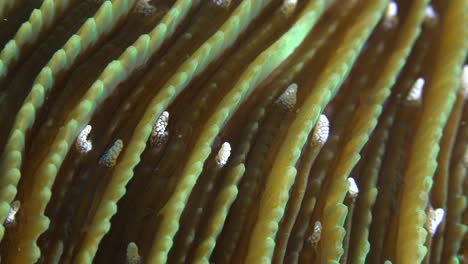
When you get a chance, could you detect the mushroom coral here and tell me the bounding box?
[0,0,466,263]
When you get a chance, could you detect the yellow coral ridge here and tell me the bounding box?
[1,0,140,261]
[0,0,76,85]
[0,0,467,263]
[396,1,468,262]
[192,163,245,264]
[246,1,389,263]
[150,1,327,263]
[319,1,430,262]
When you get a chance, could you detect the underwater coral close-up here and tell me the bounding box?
[0,0,467,263]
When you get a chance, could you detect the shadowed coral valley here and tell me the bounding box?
[0,0,466,263]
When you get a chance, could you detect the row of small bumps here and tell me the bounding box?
[0,0,466,263]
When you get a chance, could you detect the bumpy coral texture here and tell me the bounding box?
[0,0,466,263]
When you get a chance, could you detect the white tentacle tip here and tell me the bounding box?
[216,142,231,167]
[384,1,398,29]
[426,207,445,236]
[213,0,231,8]
[276,83,298,110]
[136,0,156,16]
[281,0,298,15]
[5,200,20,226]
[424,5,438,27]
[99,139,124,168]
[76,125,92,154]
[307,221,322,247]
[126,242,141,264]
[151,111,169,147]
[312,114,329,146]
[348,177,359,198]
[461,65,468,98]
[406,77,425,104]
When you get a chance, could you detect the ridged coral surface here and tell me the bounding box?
[0,0,466,263]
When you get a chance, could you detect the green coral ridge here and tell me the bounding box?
[0,0,466,263]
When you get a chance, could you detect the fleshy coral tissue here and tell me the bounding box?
[0,0,466,263]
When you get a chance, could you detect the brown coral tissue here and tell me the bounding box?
[0,0,466,263]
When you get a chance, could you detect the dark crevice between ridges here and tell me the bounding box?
[394,0,466,260]
[190,163,246,262]
[341,5,432,258]
[227,97,296,264]
[298,21,386,264]
[426,78,466,263]
[94,1,292,262]
[26,0,185,180]
[91,1,247,261]
[1,0,148,260]
[167,5,298,264]
[88,2,304,262]
[345,19,437,264]
[379,101,423,262]
[0,0,110,257]
[347,102,396,263]
[168,150,230,264]
[94,0,296,260]
[207,2,359,262]
[273,120,326,264]
[295,0,407,260]
[131,0,286,258]
[288,3,390,261]
[367,16,436,263]
[0,0,103,152]
[425,2,467,261]
[29,1,175,152]
[6,0,140,226]
[0,0,82,90]
[336,8,406,263]
[29,4,176,243]
[442,103,468,261]
[37,1,208,262]
[276,7,359,259]
[210,4,356,261]
[139,0,318,256]
[285,8,373,252]
[0,0,466,263]
[0,0,43,48]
